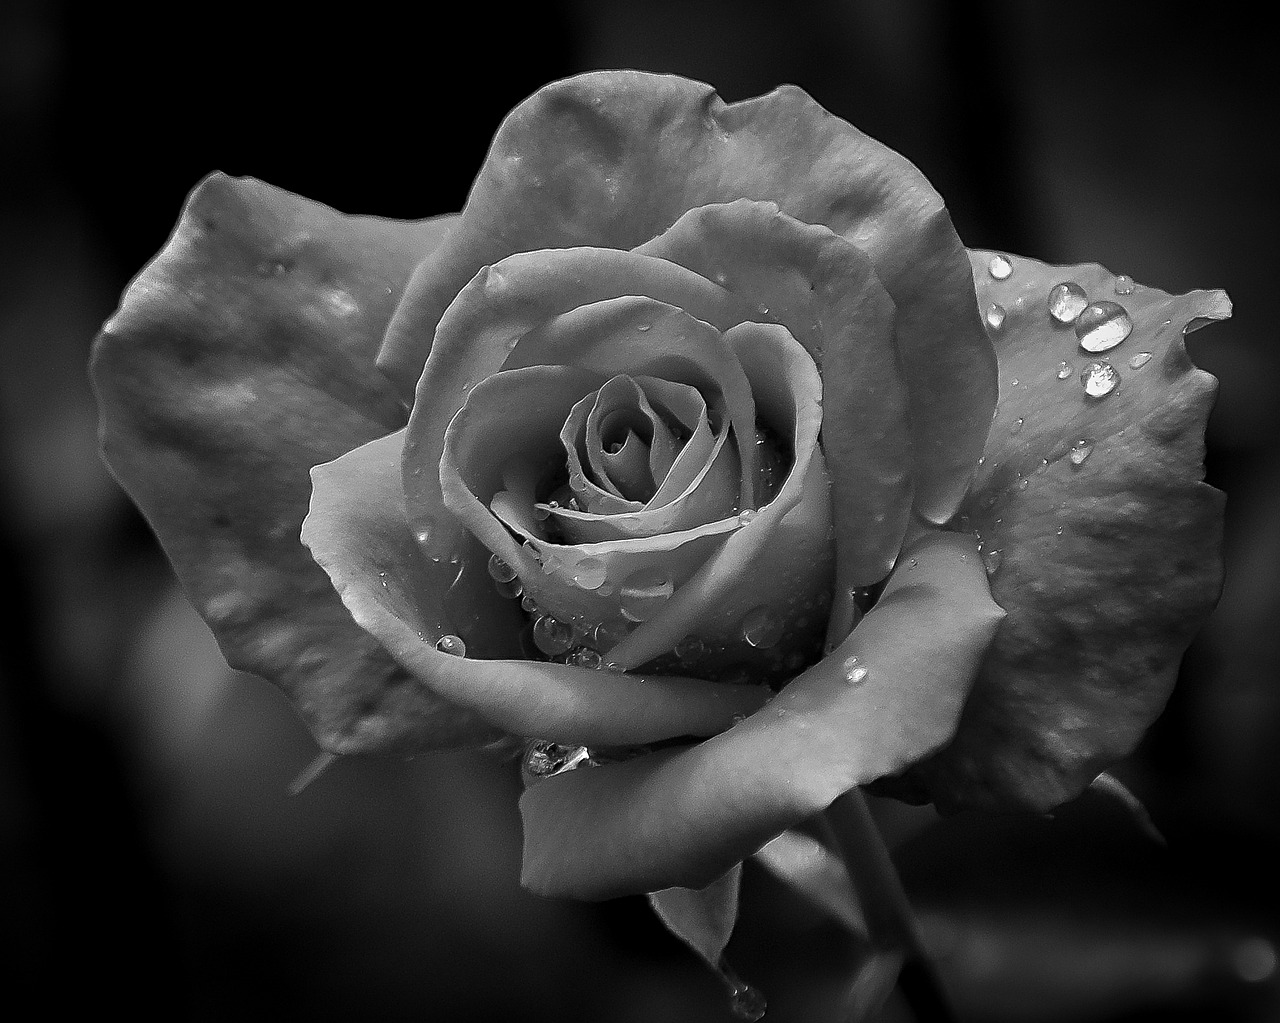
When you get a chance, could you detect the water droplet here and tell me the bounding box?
[568,647,603,669]
[592,620,630,650]
[988,253,1013,280]
[524,740,592,778]
[1069,439,1095,466]
[520,593,539,614]
[842,656,869,685]
[738,508,757,526]
[1080,361,1121,398]
[1114,274,1135,295]
[619,567,674,622]
[637,323,652,332]
[435,634,467,657]
[487,553,517,583]
[981,548,1004,575]
[1009,377,1019,387]
[1127,351,1153,370]
[532,614,575,656]
[985,303,1006,330]
[1057,360,1074,380]
[1048,282,1089,325]
[1076,301,1133,353]
[413,516,437,550]
[1010,417,1024,435]
[674,635,707,663]
[741,606,783,649]
[602,661,626,673]
[727,981,767,1022]
[571,556,608,590]
[494,576,523,599]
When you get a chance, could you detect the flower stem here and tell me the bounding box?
[824,788,958,1023]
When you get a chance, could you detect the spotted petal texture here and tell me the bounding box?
[90,173,496,753]
[893,252,1231,813]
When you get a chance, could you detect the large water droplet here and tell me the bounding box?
[988,253,1013,280]
[1057,360,1074,380]
[1114,275,1135,295]
[1080,361,1121,398]
[741,606,783,649]
[1128,351,1153,370]
[727,982,767,1022]
[494,576,523,599]
[985,303,1006,330]
[435,634,467,657]
[524,740,592,778]
[532,614,575,656]
[571,556,607,591]
[487,552,517,583]
[1076,301,1133,353]
[619,567,674,622]
[1048,282,1089,325]
[1069,439,1095,466]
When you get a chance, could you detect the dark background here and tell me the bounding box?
[2,2,1277,1020]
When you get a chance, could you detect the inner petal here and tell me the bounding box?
[585,375,680,502]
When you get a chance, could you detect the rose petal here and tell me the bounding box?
[637,199,912,593]
[648,865,742,970]
[603,320,828,674]
[381,70,994,522]
[519,529,1005,898]
[90,172,492,753]
[898,252,1230,813]
[399,246,751,566]
[306,429,770,745]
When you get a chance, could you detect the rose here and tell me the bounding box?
[91,71,1229,902]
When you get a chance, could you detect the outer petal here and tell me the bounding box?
[379,70,995,522]
[306,430,770,745]
[89,172,490,753]
[519,529,1005,899]
[900,252,1230,813]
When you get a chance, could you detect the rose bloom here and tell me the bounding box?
[92,71,1229,901]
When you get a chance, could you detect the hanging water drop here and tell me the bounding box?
[1048,282,1089,325]
[1080,361,1121,398]
[741,606,783,649]
[571,556,608,590]
[1076,301,1133,353]
[532,614,575,656]
[1057,360,1074,380]
[524,740,592,778]
[619,566,674,622]
[727,981,767,1022]
[1069,439,1095,466]
[1128,351,1153,370]
[988,253,1013,280]
[435,634,467,657]
[487,552,517,583]
[1114,275,1135,295]
[985,302,1006,330]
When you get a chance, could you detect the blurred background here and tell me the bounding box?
[2,1,1277,1020]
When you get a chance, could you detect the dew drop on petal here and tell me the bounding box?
[619,567,674,622]
[494,576,523,599]
[592,620,630,650]
[1114,274,1135,295]
[1128,351,1153,370]
[435,634,467,657]
[487,552,517,583]
[532,614,575,656]
[674,635,707,663]
[981,548,1004,575]
[738,508,757,526]
[1010,417,1024,435]
[520,593,539,615]
[568,647,603,669]
[1069,439,1095,466]
[988,253,1013,280]
[571,556,608,590]
[637,322,652,332]
[1076,301,1133,353]
[1048,282,1089,325]
[1080,361,1121,398]
[985,303,1006,330]
[842,655,869,686]
[524,740,592,778]
[741,606,783,649]
[1057,360,1074,380]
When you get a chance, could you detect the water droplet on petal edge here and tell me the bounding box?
[435,634,467,657]
[985,302,1006,330]
[988,253,1013,280]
